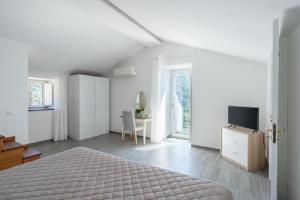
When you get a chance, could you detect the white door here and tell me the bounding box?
[268,19,287,200]
[95,78,109,135]
[80,75,96,139]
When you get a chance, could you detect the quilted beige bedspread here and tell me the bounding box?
[0,147,232,200]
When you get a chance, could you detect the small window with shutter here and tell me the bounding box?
[28,78,54,110]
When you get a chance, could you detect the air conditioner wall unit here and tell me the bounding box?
[113,66,136,77]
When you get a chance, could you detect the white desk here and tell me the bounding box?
[135,118,151,144]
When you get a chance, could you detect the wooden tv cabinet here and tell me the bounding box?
[220,126,265,171]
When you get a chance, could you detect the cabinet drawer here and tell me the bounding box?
[222,146,248,167]
[222,129,248,145]
[222,135,248,155]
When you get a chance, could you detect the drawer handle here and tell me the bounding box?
[233,141,238,144]
[233,152,238,154]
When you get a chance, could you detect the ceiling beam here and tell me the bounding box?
[66,0,161,47]
[104,0,162,43]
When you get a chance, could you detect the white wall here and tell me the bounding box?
[0,37,29,144]
[110,48,152,137]
[287,23,300,200]
[110,42,268,149]
[189,48,267,149]
[28,110,54,143]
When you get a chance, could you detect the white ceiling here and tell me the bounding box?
[0,0,158,74]
[111,0,300,63]
[1,1,300,73]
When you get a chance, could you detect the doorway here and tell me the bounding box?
[170,68,191,139]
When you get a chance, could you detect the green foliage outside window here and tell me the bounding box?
[30,82,43,106]
[175,71,191,131]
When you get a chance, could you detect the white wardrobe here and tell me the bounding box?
[69,74,109,140]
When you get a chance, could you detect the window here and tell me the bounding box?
[28,78,54,110]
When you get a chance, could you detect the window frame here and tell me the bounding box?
[28,78,54,110]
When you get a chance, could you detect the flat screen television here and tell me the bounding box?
[228,106,259,130]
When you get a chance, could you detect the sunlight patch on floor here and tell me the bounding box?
[134,138,187,151]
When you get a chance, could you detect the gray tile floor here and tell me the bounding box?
[31,133,270,200]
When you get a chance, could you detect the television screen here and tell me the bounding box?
[228,106,259,130]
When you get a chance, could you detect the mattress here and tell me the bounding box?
[0,147,232,200]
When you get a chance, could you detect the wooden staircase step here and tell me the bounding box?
[0,136,3,152]
[0,148,24,170]
[2,141,24,152]
[4,136,15,143]
[23,147,41,163]
[23,144,29,150]
[0,135,42,170]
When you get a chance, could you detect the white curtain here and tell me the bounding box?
[151,56,166,143]
[53,74,68,141]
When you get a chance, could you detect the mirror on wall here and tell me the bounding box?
[136,91,146,110]
[135,91,147,118]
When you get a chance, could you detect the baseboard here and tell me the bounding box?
[109,130,121,134]
[191,144,220,152]
[29,139,54,146]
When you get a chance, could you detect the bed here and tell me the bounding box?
[0,147,232,200]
